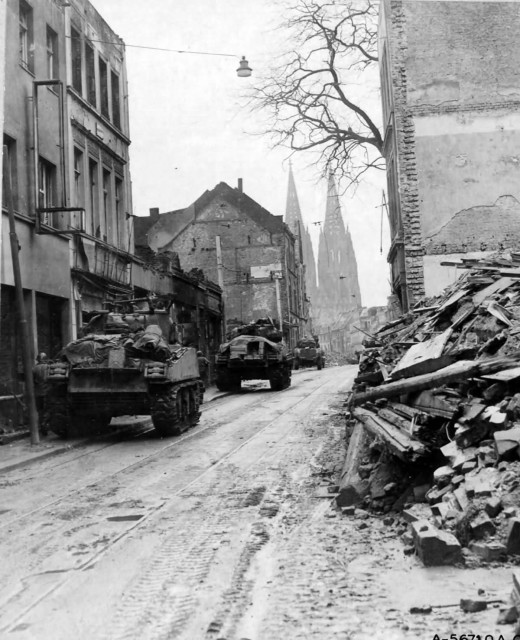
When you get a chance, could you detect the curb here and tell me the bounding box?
[0,417,152,475]
[0,393,232,475]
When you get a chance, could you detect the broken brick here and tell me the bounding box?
[433,465,455,487]
[507,519,520,555]
[470,513,496,540]
[485,497,503,518]
[411,519,462,566]
[469,541,506,562]
[494,428,520,461]
[461,461,477,474]
[460,598,488,613]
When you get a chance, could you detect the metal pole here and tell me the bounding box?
[215,235,226,339]
[275,276,283,333]
[3,146,40,444]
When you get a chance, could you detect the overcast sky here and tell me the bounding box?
[89,0,391,307]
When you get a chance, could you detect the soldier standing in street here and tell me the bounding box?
[197,350,210,389]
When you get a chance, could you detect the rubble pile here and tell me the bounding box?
[345,252,520,567]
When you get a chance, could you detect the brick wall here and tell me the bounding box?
[162,197,295,335]
[383,0,520,306]
[384,0,425,306]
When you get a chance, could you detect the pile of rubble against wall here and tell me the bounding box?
[342,252,520,569]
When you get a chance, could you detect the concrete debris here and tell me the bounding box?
[343,251,520,567]
[460,598,488,613]
[410,519,462,566]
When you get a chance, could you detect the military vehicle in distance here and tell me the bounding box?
[41,302,203,438]
[293,337,325,370]
[215,318,292,392]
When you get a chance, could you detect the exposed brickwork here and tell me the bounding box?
[154,183,307,345]
[381,0,520,301]
[385,0,425,305]
[425,195,520,255]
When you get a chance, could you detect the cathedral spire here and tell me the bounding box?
[314,174,362,326]
[284,164,317,305]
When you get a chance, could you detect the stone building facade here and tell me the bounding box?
[1,0,222,426]
[138,181,309,347]
[379,0,520,309]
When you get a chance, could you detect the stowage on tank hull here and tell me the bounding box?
[215,334,292,393]
[42,337,204,439]
[293,340,325,370]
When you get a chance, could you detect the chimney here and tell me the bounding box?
[237,178,243,193]
[149,207,159,221]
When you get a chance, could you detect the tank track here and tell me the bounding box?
[269,367,291,391]
[150,379,202,437]
[215,369,241,392]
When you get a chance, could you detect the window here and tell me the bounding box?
[102,169,111,242]
[71,26,82,93]
[46,26,58,79]
[99,58,109,118]
[19,1,34,73]
[73,148,84,230]
[111,71,121,128]
[88,158,99,236]
[73,148,83,204]
[38,158,56,226]
[115,177,123,247]
[2,136,17,211]
[85,42,96,106]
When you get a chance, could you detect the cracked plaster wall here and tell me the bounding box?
[385,0,520,301]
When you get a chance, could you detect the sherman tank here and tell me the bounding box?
[41,305,203,438]
[215,318,293,392]
[293,337,325,370]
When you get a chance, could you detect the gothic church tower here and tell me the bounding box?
[284,164,318,306]
[314,174,361,325]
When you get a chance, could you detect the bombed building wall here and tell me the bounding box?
[380,0,520,307]
[140,182,308,346]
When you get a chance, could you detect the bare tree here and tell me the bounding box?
[252,0,383,185]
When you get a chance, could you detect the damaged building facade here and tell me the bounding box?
[1,0,222,425]
[137,181,308,347]
[379,0,520,310]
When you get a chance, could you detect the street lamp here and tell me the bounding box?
[236,56,252,77]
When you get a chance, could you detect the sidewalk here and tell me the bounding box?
[0,386,229,475]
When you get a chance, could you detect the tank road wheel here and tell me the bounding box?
[45,391,71,439]
[150,385,181,437]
